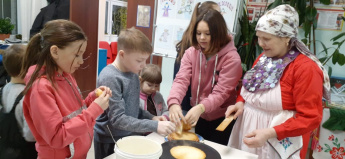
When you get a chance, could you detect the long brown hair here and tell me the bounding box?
[20,19,87,94]
[192,9,230,55]
[175,1,218,62]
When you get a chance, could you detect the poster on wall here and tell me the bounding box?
[137,5,151,28]
[246,0,274,5]
[154,0,240,57]
[247,5,267,22]
[316,8,344,31]
[216,0,239,33]
[246,0,274,23]
[313,0,345,8]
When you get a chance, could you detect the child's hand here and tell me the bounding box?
[157,121,175,136]
[169,104,185,125]
[152,116,167,121]
[95,86,112,97]
[94,88,110,110]
[225,102,244,120]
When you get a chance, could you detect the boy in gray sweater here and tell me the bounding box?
[94,27,175,159]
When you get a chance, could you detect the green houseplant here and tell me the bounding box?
[0,18,15,40]
[235,2,264,73]
[112,7,127,35]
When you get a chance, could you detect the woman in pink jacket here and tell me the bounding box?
[168,9,242,145]
[20,20,111,159]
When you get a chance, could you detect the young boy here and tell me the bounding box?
[94,27,175,159]
[1,44,37,158]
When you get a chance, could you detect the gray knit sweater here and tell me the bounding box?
[94,65,158,143]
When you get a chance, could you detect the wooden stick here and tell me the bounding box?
[216,115,234,131]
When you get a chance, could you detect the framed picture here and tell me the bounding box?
[136,5,151,28]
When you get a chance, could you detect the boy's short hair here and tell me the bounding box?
[3,44,26,77]
[117,27,153,55]
[140,64,162,84]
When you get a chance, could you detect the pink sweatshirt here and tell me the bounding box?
[23,66,103,159]
[167,40,242,121]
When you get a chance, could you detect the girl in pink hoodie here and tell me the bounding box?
[167,9,242,145]
[20,20,111,159]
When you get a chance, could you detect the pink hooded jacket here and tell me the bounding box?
[23,66,103,159]
[167,40,242,121]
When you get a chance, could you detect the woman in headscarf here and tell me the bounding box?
[226,4,330,159]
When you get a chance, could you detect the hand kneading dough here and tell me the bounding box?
[170,146,206,159]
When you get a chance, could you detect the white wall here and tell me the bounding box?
[17,0,47,41]
[159,57,176,102]
[98,0,106,42]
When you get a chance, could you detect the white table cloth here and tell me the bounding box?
[312,108,345,159]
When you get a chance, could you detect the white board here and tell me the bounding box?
[153,0,240,58]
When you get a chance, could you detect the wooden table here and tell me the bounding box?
[105,132,258,159]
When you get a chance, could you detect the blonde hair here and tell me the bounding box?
[140,64,162,84]
[118,27,153,55]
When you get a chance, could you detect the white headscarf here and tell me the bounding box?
[255,4,330,100]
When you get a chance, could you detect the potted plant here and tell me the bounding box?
[235,2,265,74]
[0,18,15,40]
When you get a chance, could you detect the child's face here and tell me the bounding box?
[121,51,150,74]
[53,40,87,74]
[141,81,159,95]
[196,20,211,51]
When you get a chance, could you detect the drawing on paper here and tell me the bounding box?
[163,2,171,17]
[159,29,170,42]
[177,0,194,19]
[158,0,177,19]
[154,25,174,51]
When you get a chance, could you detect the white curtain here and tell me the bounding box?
[17,0,47,42]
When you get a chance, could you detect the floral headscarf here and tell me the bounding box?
[255,4,330,100]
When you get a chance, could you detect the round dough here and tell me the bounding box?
[168,132,199,142]
[95,88,103,97]
[170,146,206,159]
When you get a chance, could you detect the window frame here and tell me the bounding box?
[104,0,127,42]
